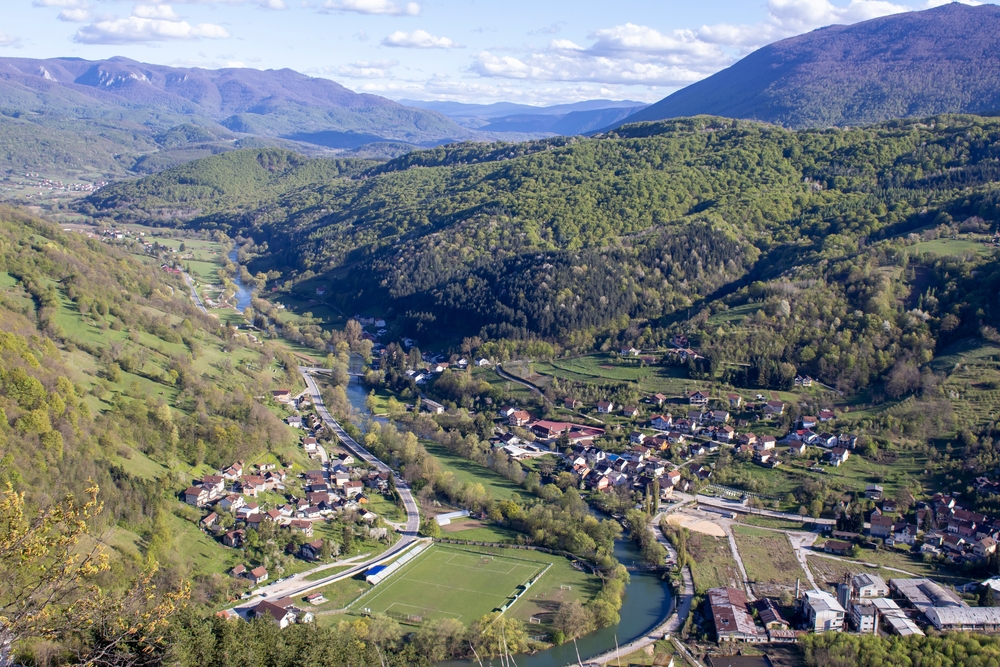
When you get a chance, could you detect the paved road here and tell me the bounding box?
[724,526,756,600]
[299,367,419,538]
[495,364,552,404]
[183,272,208,314]
[231,369,422,610]
[695,494,836,526]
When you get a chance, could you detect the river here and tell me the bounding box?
[228,248,254,312]
[343,378,673,667]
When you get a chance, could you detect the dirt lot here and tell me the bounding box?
[666,513,727,537]
[441,517,484,533]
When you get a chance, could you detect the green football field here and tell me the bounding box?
[352,545,545,623]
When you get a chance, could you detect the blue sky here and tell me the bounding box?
[2,0,991,105]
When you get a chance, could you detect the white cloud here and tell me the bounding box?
[322,0,419,16]
[335,59,400,78]
[131,4,181,20]
[259,0,287,8]
[58,7,92,21]
[74,13,230,44]
[471,0,928,89]
[0,32,21,47]
[474,51,712,87]
[697,0,910,52]
[382,29,461,49]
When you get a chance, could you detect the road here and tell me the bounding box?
[231,369,422,610]
[724,526,756,600]
[299,368,419,537]
[183,272,208,314]
[695,494,836,527]
[495,364,552,404]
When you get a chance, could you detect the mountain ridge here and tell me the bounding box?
[612,3,1000,130]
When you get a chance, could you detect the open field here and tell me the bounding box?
[443,523,522,543]
[422,441,526,501]
[912,237,991,257]
[806,555,903,593]
[732,526,808,596]
[808,539,970,587]
[350,545,545,623]
[685,531,744,594]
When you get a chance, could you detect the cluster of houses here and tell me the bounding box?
[400,354,492,386]
[494,406,691,495]
[183,456,385,554]
[827,490,1000,567]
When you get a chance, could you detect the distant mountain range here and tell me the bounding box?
[613,2,1000,130]
[0,56,475,178]
[403,99,648,136]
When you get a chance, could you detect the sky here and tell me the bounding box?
[1,0,992,106]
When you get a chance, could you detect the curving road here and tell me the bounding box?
[298,367,419,538]
[231,369,422,610]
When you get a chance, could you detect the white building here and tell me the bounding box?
[852,573,889,599]
[802,590,845,633]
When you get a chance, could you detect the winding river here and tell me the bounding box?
[343,379,674,667]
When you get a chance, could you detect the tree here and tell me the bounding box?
[469,612,528,658]
[552,600,594,639]
[420,518,441,538]
[0,483,108,666]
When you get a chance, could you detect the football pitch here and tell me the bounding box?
[351,545,546,623]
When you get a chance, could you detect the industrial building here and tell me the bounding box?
[925,607,1000,632]
[871,598,925,637]
[708,587,764,642]
[801,590,845,633]
[890,578,966,614]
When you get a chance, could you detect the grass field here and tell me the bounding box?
[806,555,902,593]
[422,441,526,501]
[736,515,807,531]
[732,526,807,596]
[912,238,991,258]
[685,531,743,594]
[350,545,545,623]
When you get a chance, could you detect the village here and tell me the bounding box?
[485,382,1000,653]
[179,386,398,627]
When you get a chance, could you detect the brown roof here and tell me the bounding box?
[708,587,760,638]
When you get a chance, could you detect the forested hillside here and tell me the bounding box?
[88,115,1000,401]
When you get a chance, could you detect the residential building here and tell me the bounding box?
[763,401,784,416]
[184,486,211,508]
[688,391,710,406]
[597,400,614,414]
[650,414,673,430]
[508,410,531,427]
[246,566,268,585]
[253,600,296,628]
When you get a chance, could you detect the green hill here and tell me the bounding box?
[85,114,1000,410]
[0,207,307,585]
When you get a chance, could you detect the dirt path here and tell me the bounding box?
[725,526,755,600]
